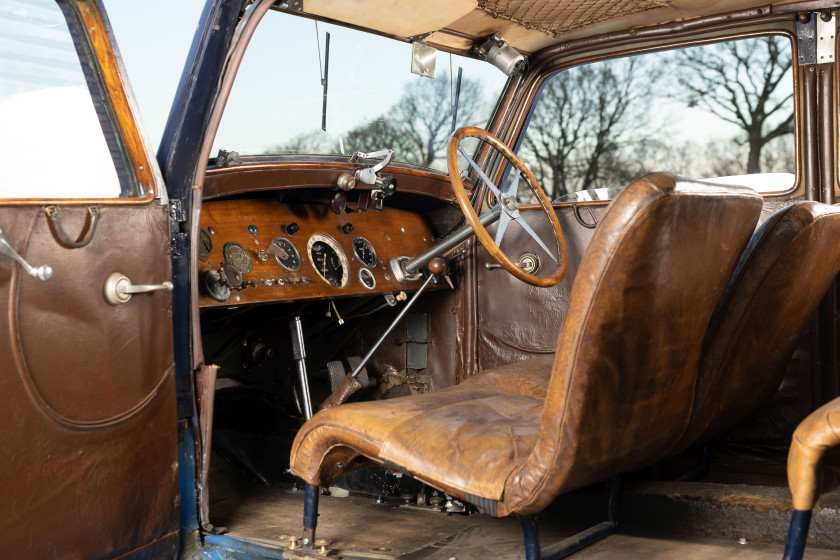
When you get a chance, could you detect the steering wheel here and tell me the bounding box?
[447,126,567,287]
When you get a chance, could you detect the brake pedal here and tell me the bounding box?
[327,358,375,391]
[347,356,375,388]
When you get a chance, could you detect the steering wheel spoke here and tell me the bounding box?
[494,210,511,247]
[447,126,567,287]
[458,147,502,198]
[515,215,558,263]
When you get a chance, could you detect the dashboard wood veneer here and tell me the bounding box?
[198,198,438,307]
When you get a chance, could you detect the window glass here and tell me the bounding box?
[519,35,795,200]
[214,10,509,172]
[0,0,124,198]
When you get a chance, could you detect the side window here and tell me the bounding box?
[0,0,132,198]
[520,35,795,200]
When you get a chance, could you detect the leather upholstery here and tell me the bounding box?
[788,396,840,510]
[291,173,762,517]
[678,202,840,449]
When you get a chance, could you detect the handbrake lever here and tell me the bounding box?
[319,258,447,410]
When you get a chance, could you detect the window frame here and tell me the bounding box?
[0,0,159,206]
[509,27,803,201]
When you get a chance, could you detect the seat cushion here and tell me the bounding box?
[291,382,542,503]
[462,354,554,400]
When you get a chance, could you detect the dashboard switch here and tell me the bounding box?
[339,223,354,235]
[284,222,300,236]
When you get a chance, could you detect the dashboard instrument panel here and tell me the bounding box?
[198,198,439,307]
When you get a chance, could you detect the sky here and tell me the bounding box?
[102,0,206,152]
[101,1,508,159]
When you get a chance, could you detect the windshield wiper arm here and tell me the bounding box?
[321,31,330,131]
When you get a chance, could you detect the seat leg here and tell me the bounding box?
[519,476,620,560]
[302,483,320,548]
[519,515,541,560]
[782,509,812,560]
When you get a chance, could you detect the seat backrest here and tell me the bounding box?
[677,201,840,449]
[499,173,762,516]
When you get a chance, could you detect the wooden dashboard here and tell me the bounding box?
[198,198,439,308]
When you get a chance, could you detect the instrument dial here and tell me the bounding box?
[270,237,301,271]
[353,236,377,268]
[359,268,376,289]
[223,242,252,273]
[307,234,349,288]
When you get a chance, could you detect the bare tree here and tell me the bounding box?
[271,73,487,169]
[520,57,659,199]
[346,73,485,168]
[674,36,793,174]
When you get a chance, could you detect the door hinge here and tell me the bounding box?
[797,11,836,65]
[169,198,187,223]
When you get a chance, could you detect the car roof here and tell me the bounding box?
[303,0,805,54]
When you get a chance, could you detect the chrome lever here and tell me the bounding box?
[104,272,173,305]
[0,226,52,281]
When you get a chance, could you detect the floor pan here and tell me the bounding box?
[209,486,840,559]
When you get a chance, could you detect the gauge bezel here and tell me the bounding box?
[358,267,376,290]
[307,233,350,288]
[352,236,378,268]
[222,241,252,273]
[270,236,302,272]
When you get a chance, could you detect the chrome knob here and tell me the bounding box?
[0,226,52,281]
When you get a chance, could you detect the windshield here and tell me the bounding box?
[213,10,509,172]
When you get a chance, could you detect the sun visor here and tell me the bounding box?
[303,0,478,38]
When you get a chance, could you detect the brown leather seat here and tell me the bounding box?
[291,173,761,517]
[676,202,840,450]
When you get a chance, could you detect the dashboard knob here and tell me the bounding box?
[339,223,354,235]
[428,258,448,276]
[284,222,300,236]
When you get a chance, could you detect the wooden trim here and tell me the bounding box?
[204,161,459,203]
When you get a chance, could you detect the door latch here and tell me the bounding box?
[104,272,173,305]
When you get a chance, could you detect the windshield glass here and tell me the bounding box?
[213,10,509,172]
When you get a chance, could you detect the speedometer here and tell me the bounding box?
[307,234,349,288]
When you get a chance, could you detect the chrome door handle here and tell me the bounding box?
[104,272,173,305]
[0,226,52,281]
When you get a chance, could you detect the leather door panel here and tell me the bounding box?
[476,204,607,370]
[0,204,178,558]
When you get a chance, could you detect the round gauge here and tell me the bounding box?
[353,237,377,268]
[270,237,301,271]
[359,268,376,290]
[223,241,252,273]
[307,234,349,288]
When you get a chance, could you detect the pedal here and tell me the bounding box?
[347,356,376,388]
[326,360,346,391]
[326,357,376,391]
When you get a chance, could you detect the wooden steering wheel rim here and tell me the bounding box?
[446,126,567,287]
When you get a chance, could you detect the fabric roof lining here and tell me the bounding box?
[477,0,672,37]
